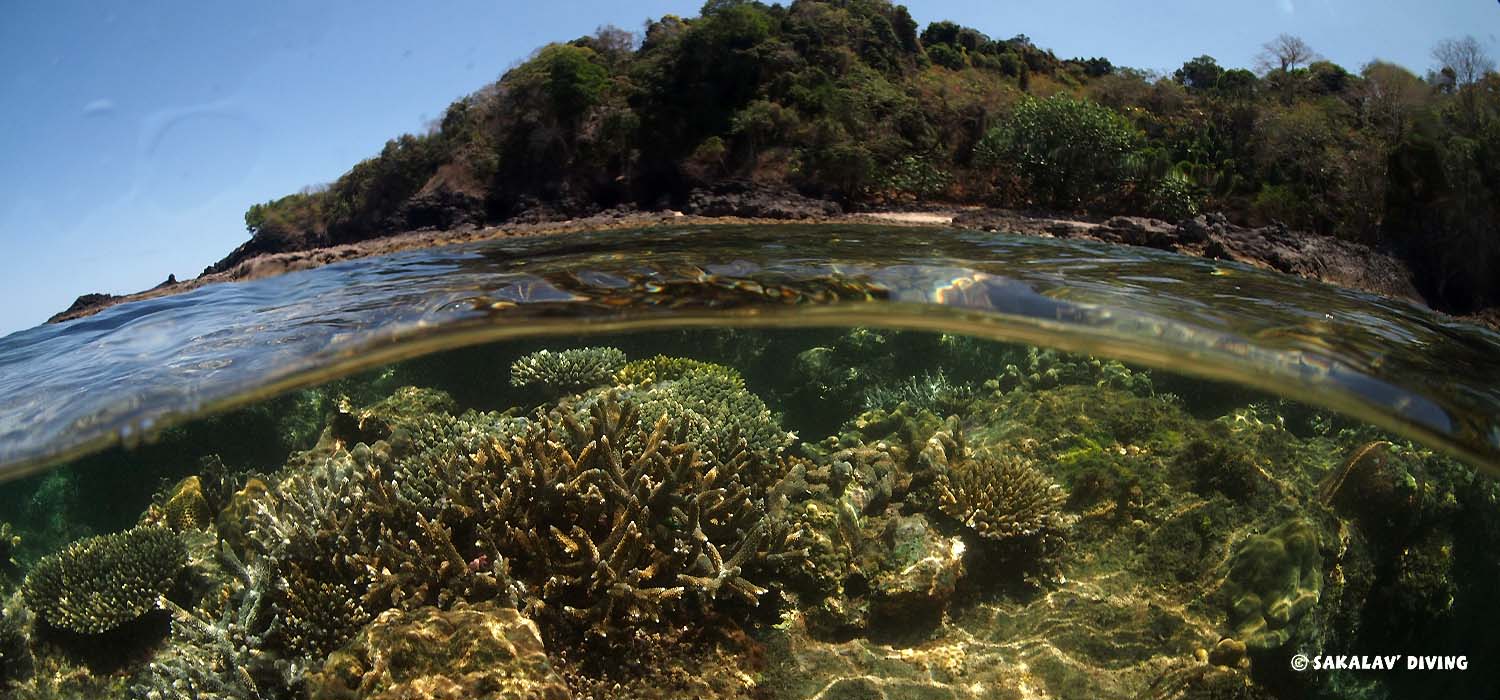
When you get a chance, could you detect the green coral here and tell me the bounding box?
[617,358,789,458]
[1221,518,1322,651]
[509,347,627,393]
[0,522,19,590]
[21,525,186,635]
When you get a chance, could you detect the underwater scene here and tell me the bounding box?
[0,226,1498,700]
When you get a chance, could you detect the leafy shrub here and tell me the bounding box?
[976,95,1140,210]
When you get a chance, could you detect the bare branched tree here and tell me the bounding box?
[1256,34,1319,74]
[1432,35,1497,87]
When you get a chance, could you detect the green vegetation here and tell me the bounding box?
[242,1,1499,312]
[20,526,185,635]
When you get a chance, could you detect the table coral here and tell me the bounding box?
[509,347,627,393]
[21,525,185,635]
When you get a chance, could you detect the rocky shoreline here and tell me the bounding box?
[49,192,1437,325]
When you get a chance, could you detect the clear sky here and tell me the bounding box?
[1,0,1494,336]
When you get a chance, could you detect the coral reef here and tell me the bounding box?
[20,526,185,635]
[309,602,570,700]
[1220,518,1322,651]
[990,346,1154,396]
[486,393,797,639]
[922,421,1068,543]
[509,347,627,394]
[4,333,1499,700]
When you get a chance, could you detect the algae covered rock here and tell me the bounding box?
[1221,518,1321,651]
[311,603,569,700]
[21,525,185,635]
[867,513,964,633]
[509,346,627,393]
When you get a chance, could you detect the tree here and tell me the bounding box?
[975,95,1140,210]
[1256,34,1318,74]
[1358,61,1429,141]
[1174,55,1224,91]
[1432,35,1496,87]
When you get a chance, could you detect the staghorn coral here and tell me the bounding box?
[921,420,1067,542]
[484,392,799,639]
[21,525,185,635]
[509,347,627,393]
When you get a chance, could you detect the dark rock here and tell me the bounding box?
[46,293,119,323]
[397,188,485,231]
[950,209,1426,305]
[684,181,841,219]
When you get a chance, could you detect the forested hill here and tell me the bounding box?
[237,0,1499,314]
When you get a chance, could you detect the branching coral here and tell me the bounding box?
[618,358,789,458]
[922,421,1067,542]
[510,347,627,393]
[992,347,1152,396]
[21,525,186,635]
[250,422,517,658]
[484,393,799,638]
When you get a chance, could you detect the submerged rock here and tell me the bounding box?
[310,603,569,700]
[867,514,964,634]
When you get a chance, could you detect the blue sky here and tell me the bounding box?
[1,0,1494,336]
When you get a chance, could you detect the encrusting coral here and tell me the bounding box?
[162,475,213,532]
[510,347,627,393]
[20,525,186,635]
[1220,518,1322,651]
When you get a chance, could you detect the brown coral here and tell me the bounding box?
[483,393,798,638]
[922,421,1067,541]
[310,603,570,700]
[164,475,212,532]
